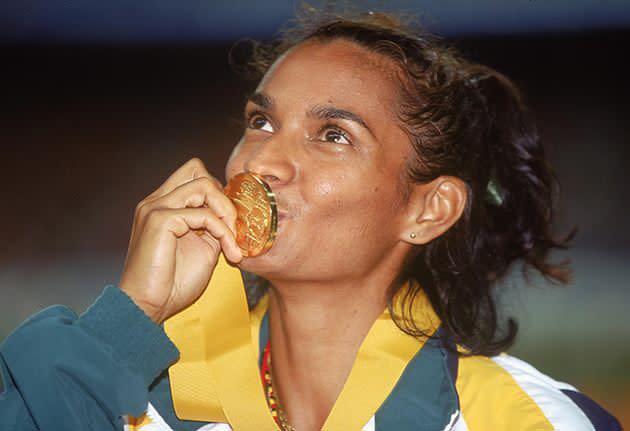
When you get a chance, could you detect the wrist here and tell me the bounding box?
[119,283,165,324]
[79,286,180,385]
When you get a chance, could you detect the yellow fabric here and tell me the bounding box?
[165,254,277,429]
[164,256,439,430]
[456,354,553,430]
[322,292,439,430]
[127,413,153,428]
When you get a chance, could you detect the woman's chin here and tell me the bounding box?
[235,247,288,278]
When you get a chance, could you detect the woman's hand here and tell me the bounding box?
[118,158,243,324]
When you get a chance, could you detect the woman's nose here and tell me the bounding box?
[242,135,296,187]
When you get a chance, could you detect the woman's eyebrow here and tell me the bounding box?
[247,92,275,110]
[309,105,375,138]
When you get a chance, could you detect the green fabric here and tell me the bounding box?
[1,350,39,430]
[374,335,458,430]
[0,286,459,430]
[258,310,457,431]
[148,373,210,430]
[0,286,179,430]
[0,359,5,394]
[258,312,270,367]
[80,286,179,387]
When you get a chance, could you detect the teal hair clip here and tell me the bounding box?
[465,73,490,89]
[484,176,505,207]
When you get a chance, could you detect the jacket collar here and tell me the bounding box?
[256,302,459,431]
[165,256,459,430]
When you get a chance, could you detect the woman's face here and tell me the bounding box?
[226,39,415,284]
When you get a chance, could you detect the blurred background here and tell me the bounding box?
[1,0,628,426]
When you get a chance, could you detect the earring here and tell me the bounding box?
[409,232,417,239]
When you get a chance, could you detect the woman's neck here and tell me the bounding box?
[266,278,391,431]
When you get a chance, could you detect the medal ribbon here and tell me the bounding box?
[165,254,276,429]
[164,255,440,430]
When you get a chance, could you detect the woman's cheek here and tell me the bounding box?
[225,142,244,178]
[314,179,335,197]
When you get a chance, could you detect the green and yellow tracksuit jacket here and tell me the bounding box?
[0,286,621,430]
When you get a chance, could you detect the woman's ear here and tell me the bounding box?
[400,176,468,245]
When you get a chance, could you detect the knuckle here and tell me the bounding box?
[187,157,203,167]
[186,158,207,177]
[135,199,149,218]
[200,207,216,220]
[185,193,204,208]
[146,208,167,227]
[225,202,237,218]
[200,176,220,190]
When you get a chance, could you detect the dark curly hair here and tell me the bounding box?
[235,7,576,356]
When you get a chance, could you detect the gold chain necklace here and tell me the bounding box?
[262,342,297,431]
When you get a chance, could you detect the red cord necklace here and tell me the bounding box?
[261,340,296,431]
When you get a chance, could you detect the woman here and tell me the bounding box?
[0,11,620,431]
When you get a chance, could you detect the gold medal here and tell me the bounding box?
[224,172,277,257]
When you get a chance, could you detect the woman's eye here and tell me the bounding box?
[322,128,351,145]
[248,114,274,133]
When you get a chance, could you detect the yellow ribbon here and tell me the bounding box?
[164,255,440,430]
